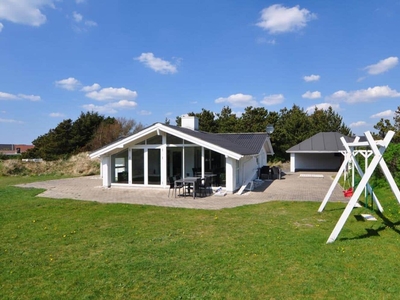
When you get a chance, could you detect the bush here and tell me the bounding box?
[0,152,100,177]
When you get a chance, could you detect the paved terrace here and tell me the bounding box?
[17,172,348,210]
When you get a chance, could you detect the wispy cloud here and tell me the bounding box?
[0,92,18,100]
[306,103,340,114]
[0,0,55,27]
[256,4,316,34]
[55,77,81,91]
[71,11,97,31]
[139,110,152,116]
[215,93,258,107]
[364,56,398,75]
[328,85,400,103]
[303,74,320,82]
[370,110,394,118]
[0,91,41,101]
[81,83,101,92]
[82,100,137,114]
[0,118,23,124]
[350,121,368,127]
[0,23,3,32]
[260,94,285,105]
[73,11,83,23]
[302,91,321,99]
[84,20,97,27]
[135,53,178,74]
[49,112,65,118]
[85,87,138,101]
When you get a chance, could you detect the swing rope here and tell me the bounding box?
[343,167,353,197]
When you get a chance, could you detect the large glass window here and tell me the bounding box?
[111,150,128,183]
[167,134,182,144]
[147,135,162,144]
[167,148,182,179]
[132,149,144,184]
[148,149,160,185]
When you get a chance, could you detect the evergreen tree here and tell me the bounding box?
[216,106,238,133]
[237,106,270,132]
[309,106,352,135]
[272,105,311,161]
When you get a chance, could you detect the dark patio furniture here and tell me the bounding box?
[168,176,184,197]
[175,177,200,199]
[260,166,270,179]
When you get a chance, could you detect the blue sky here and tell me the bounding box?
[1,0,399,144]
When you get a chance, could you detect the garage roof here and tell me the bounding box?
[286,132,354,153]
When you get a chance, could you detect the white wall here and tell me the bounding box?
[293,153,342,171]
[101,156,111,187]
[239,157,258,187]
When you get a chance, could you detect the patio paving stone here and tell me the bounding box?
[16,171,348,210]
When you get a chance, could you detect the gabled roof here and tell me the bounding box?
[286,132,354,153]
[90,122,274,159]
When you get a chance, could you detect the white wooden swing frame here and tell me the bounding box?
[318,130,400,243]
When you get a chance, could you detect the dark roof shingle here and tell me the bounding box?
[286,132,354,153]
[165,124,269,156]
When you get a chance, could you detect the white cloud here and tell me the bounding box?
[303,74,320,82]
[256,37,276,45]
[84,20,97,27]
[82,100,137,114]
[0,118,23,124]
[85,87,138,101]
[302,91,321,99]
[256,4,316,34]
[260,94,285,105]
[0,91,18,100]
[0,22,3,32]
[49,112,65,118]
[350,121,368,127]
[0,91,40,101]
[82,104,117,114]
[370,110,394,118]
[328,85,400,103]
[215,93,258,107]
[357,76,366,82]
[135,52,178,74]
[364,57,398,75]
[139,110,152,116]
[0,0,55,27]
[109,100,137,108]
[71,11,97,31]
[55,77,81,91]
[81,83,101,92]
[76,0,86,3]
[306,103,340,114]
[73,11,83,23]
[18,94,41,101]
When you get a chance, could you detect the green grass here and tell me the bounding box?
[1,176,400,299]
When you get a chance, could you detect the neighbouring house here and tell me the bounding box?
[0,144,34,155]
[89,115,274,194]
[286,132,354,172]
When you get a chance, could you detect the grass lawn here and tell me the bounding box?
[1,176,400,299]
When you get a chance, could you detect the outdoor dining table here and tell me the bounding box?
[174,177,200,199]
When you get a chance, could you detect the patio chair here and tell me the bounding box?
[197,177,211,197]
[168,176,183,197]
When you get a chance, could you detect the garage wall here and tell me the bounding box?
[293,153,342,171]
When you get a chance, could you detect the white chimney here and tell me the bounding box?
[181,115,199,131]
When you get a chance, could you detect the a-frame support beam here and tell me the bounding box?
[318,136,382,213]
[326,131,400,243]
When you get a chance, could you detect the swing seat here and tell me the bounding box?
[343,187,353,197]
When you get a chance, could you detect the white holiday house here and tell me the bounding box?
[89,116,274,194]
